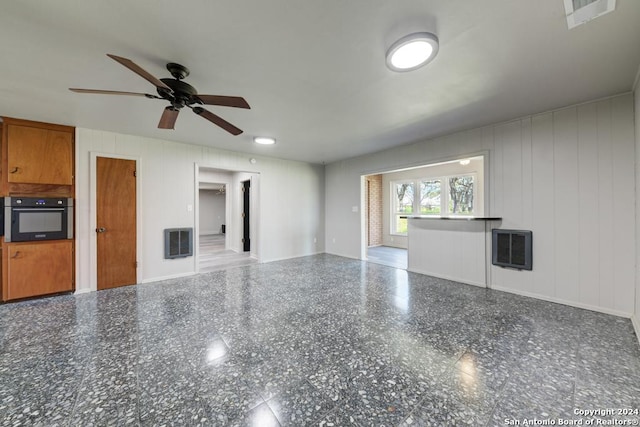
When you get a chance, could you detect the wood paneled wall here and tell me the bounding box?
[325,93,636,316]
[635,88,640,326]
[490,96,635,315]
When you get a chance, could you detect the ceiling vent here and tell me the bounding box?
[564,0,616,29]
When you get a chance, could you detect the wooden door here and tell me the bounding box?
[242,180,250,252]
[97,157,137,290]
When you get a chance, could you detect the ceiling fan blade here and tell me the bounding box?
[192,106,243,135]
[107,54,172,92]
[195,95,250,109]
[158,106,180,129]
[69,88,160,98]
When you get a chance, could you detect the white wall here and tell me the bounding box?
[199,190,225,235]
[634,84,640,332]
[76,129,325,292]
[326,93,636,317]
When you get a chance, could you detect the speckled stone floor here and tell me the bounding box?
[1,254,639,426]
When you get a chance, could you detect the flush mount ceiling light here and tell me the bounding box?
[459,159,471,166]
[386,32,439,72]
[254,137,275,145]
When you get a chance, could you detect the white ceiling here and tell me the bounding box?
[1,1,639,164]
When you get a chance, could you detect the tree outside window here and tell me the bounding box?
[396,183,414,213]
[393,182,414,234]
[448,176,474,215]
[420,180,441,214]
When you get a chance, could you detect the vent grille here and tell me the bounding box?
[564,0,616,29]
[164,228,193,259]
[492,229,532,271]
[573,0,598,9]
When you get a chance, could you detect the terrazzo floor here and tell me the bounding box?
[1,254,639,426]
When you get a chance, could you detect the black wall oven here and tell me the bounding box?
[4,197,73,242]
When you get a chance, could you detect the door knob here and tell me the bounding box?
[96,227,107,233]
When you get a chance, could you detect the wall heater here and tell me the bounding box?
[492,229,532,270]
[164,228,193,259]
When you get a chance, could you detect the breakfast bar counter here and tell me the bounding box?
[402,216,501,287]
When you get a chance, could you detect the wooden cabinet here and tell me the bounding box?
[0,117,75,302]
[2,241,74,301]
[7,125,73,185]
[1,117,74,197]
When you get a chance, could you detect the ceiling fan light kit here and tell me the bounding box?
[70,54,250,135]
[386,32,439,72]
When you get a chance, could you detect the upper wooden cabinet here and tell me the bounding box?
[7,125,73,185]
[1,117,75,196]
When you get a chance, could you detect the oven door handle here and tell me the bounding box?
[11,208,66,212]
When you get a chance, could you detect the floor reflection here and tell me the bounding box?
[1,254,638,426]
[394,269,410,314]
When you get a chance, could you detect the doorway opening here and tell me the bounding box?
[196,166,259,272]
[361,154,488,271]
[363,174,407,269]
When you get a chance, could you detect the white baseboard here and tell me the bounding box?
[140,271,197,283]
[262,251,325,263]
[492,285,633,318]
[324,250,361,261]
[74,272,198,293]
[632,315,640,345]
[407,268,487,288]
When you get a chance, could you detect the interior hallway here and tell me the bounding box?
[199,234,257,273]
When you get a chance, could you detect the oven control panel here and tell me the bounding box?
[6,197,73,207]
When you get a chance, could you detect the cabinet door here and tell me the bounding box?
[6,241,73,300]
[7,124,73,185]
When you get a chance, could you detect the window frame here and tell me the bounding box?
[390,180,415,236]
[445,173,477,216]
[419,178,443,216]
[390,172,479,236]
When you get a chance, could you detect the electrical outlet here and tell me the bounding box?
[314,237,317,243]
[332,238,336,244]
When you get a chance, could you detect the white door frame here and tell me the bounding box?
[194,164,261,272]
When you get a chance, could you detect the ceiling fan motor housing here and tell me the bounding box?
[159,77,198,109]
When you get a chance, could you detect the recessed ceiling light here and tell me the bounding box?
[386,32,439,72]
[459,159,471,166]
[254,137,275,145]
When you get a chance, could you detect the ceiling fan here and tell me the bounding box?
[70,54,250,135]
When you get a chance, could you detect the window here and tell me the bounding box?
[391,173,477,235]
[448,175,474,215]
[392,181,414,235]
[420,180,441,214]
